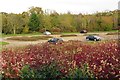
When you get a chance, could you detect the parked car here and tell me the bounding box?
[80,30,87,33]
[48,38,63,43]
[86,35,101,41]
[43,31,51,35]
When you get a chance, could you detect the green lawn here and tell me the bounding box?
[0,42,9,51]
[61,30,118,35]
[7,36,53,41]
[2,32,42,37]
[2,30,118,37]
[0,42,9,45]
[61,32,79,35]
[89,30,118,33]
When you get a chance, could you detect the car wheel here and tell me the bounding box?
[86,38,89,41]
[94,39,97,41]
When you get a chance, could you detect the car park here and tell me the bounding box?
[86,35,101,41]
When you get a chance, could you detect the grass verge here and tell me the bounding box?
[6,36,53,41]
[60,34,77,37]
[83,33,99,36]
[0,41,9,45]
[106,32,118,35]
[2,32,43,37]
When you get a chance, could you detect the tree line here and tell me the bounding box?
[1,7,118,34]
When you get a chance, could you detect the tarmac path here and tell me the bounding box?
[1,32,118,49]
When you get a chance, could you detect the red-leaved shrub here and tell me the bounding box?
[1,40,119,79]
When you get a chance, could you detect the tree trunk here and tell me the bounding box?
[13,26,16,34]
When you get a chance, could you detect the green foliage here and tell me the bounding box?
[51,27,61,32]
[2,14,11,34]
[41,15,52,31]
[0,42,9,45]
[28,13,40,31]
[2,13,24,34]
[20,65,35,79]
[1,7,118,34]
[29,7,43,14]
[118,10,120,26]
[7,36,53,41]
[103,24,113,31]
[68,63,95,79]
[22,25,29,33]
[39,28,46,33]
[34,62,63,79]
[60,34,77,37]
[20,62,63,80]
[50,12,60,28]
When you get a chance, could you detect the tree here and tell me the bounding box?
[58,14,76,32]
[3,13,24,34]
[50,11,60,28]
[28,13,40,31]
[28,6,43,14]
[41,15,52,31]
[72,14,83,32]
[21,12,30,33]
[117,10,120,30]
[22,25,29,33]
[28,7,44,32]
[1,7,117,34]
[2,13,10,34]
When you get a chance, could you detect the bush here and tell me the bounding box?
[51,28,61,33]
[103,24,113,31]
[51,32,61,35]
[83,34,99,36]
[39,28,46,33]
[2,40,119,79]
[60,34,77,37]
[68,63,95,79]
[34,62,64,79]
[19,65,35,79]
[22,26,29,34]
[19,62,64,80]
[106,32,118,35]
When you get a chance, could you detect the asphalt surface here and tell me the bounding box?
[1,32,118,49]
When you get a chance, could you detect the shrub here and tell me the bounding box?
[51,28,61,33]
[19,65,35,79]
[60,34,77,37]
[1,40,119,79]
[39,28,46,33]
[34,62,64,79]
[22,26,29,34]
[19,62,64,80]
[68,63,95,79]
[83,34,99,36]
[106,32,118,35]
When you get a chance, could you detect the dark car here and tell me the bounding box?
[48,38,63,43]
[86,35,101,41]
[80,30,87,33]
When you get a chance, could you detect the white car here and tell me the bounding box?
[43,31,51,35]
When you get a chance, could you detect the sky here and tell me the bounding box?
[0,0,119,14]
